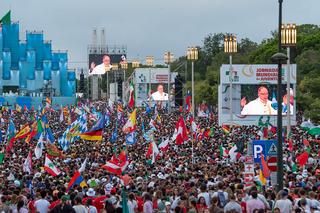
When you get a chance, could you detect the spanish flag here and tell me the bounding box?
[78,129,103,141]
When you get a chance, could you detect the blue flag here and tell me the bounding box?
[110,121,118,143]
[126,131,136,145]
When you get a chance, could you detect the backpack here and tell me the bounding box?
[218,191,226,208]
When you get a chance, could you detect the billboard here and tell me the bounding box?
[132,68,177,107]
[218,64,297,126]
[88,54,126,75]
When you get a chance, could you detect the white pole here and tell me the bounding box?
[287,47,291,139]
[191,61,195,115]
[168,62,171,112]
[123,69,126,104]
[229,54,233,127]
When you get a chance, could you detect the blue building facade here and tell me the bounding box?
[0,22,76,108]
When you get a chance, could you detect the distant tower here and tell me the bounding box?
[92,27,98,53]
[100,27,106,53]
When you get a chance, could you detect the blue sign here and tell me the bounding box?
[252,140,277,163]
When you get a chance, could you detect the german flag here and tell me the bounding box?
[78,129,103,141]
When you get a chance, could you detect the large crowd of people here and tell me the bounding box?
[0,101,319,213]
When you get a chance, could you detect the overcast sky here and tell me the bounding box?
[1,0,319,69]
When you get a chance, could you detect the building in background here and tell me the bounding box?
[0,19,76,108]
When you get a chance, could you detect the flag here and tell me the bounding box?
[146,141,159,164]
[219,145,228,158]
[260,154,270,178]
[46,143,64,158]
[5,119,15,144]
[0,153,4,164]
[58,114,87,151]
[189,116,197,133]
[67,171,87,190]
[34,133,45,159]
[229,145,240,162]
[67,158,88,191]
[26,119,44,143]
[128,81,135,108]
[222,125,230,134]
[101,151,129,175]
[185,91,192,113]
[7,124,30,152]
[23,152,32,174]
[288,139,293,151]
[123,109,137,133]
[45,127,55,144]
[14,124,31,140]
[44,155,61,177]
[46,97,51,107]
[296,151,309,167]
[303,139,310,147]
[126,131,136,145]
[0,11,11,25]
[59,107,64,122]
[110,123,118,143]
[172,117,188,145]
[78,129,103,141]
[158,138,169,152]
[78,158,87,173]
[259,170,267,186]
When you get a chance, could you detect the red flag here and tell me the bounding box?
[303,139,310,147]
[288,139,293,152]
[261,154,270,178]
[296,151,309,167]
[173,117,188,145]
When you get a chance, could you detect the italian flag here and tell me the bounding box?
[44,155,61,177]
[219,145,229,158]
[128,81,135,108]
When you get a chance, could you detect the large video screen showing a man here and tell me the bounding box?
[151,84,169,101]
[89,54,112,75]
[241,85,294,115]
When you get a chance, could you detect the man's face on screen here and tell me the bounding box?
[158,85,164,93]
[103,55,110,66]
[258,87,269,104]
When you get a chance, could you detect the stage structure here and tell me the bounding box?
[0,19,76,108]
[218,64,297,126]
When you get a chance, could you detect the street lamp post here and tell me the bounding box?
[120,61,128,104]
[187,47,198,165]
[146,56,154,106]
[271,0,288,192]
[224,34,237,127]
[164,52,174,112]
[112,64,119,102]
[187,47,198,116]
[281,23,297,140]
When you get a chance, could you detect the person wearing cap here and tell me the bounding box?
[274,190,292,213]
[51,195,75,213]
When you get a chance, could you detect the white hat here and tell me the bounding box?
[157,172,165,180]
[86,188,96,197]
[148,181,155,188]
[14,180,20,187]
